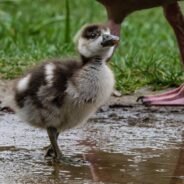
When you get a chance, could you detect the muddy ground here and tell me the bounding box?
[0,80,184,184]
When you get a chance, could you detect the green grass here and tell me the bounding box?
[0,0,184,93]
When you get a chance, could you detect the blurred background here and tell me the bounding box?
[0,0,184,93]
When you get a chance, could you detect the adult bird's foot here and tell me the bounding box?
[137,84,184,106]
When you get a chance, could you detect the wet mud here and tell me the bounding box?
[0,102,184,184]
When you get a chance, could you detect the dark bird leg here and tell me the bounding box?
[45,131,59,158]
[139,2,184,106]
[47,127,62,159]
[46,127,85,164]
[47,127,62,160]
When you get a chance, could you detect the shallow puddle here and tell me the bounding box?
[0,105,184,184]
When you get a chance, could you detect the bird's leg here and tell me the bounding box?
[47,127,62,160]
[164,2,184,64]
[46,127,84,164]
[139,2,184,106]
[45,132,59,158]
[108,19,121,36]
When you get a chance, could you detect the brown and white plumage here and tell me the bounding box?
[13,24,119,162]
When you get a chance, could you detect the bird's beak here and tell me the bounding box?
[101,34,119,47]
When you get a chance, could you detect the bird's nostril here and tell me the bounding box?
[103,34,110,41]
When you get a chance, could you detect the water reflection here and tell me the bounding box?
[170,131,184,184]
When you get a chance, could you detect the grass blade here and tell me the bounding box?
[64,0,71,43]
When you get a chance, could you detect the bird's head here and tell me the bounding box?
[74,24,119,61]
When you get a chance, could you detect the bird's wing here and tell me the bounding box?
[36,60,81,107]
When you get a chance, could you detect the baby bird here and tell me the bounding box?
[14,24,119,162]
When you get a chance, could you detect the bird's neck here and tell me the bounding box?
[80,55,104,65]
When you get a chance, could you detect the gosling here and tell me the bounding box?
[14,24,119,162]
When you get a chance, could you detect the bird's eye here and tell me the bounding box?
[90,33,96,39]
